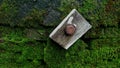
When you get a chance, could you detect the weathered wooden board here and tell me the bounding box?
[49,9,92,49]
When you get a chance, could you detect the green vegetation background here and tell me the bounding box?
[0,0,120,68]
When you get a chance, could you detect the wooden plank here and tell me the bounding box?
[49,9,92,49]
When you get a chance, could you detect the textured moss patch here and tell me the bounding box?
[0,41,45,67]
[22,9,46,27]
[84,28,120,39]
[91,39,120,49]
[0,0,120,68]
[44,39,88,68]
[0,0,18,26]
[44,39,120,68]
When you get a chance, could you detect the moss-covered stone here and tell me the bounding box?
[44,38,120,68]
[84,28,120,39]
[91,39,120,50]
[44,39,89,68]
[0,0,120,68]
[0,42,45,68]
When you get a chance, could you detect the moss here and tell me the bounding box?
[58,0,79,17]
[0,0,18,26]
[23,28,47,41]
[0,0,120,68]
[44,38,120,68]
[84,28,120,39]
[90,46,120,67]
[91,39,120,50]
[44,39,89,68]
[0,0,62,27]
[22,9,46,27]
[0,26,28,43]
[0,25,47,43]
[0,25,46,67]
[0,38,45,68]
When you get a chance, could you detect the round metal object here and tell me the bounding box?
[65,24,76,35]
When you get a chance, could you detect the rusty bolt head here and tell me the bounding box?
[65,24,76,35]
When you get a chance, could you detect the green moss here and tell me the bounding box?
[0,0,18,26]
[84,28,120,39]
[0,0,120,68]
[23,28,47,41]
[44,39,89,68]
[44,38,120,68]
[22,9,46,27]
[90,46,120,67]
[0,38,45,68]
[58,0,79,18]
[0,26,28,43]
[91,39,120,50]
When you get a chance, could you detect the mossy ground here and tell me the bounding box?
[0,0,120,68]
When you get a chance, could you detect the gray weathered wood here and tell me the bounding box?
[49,9,92,49]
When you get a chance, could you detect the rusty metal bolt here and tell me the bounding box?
[65,24,76,35]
